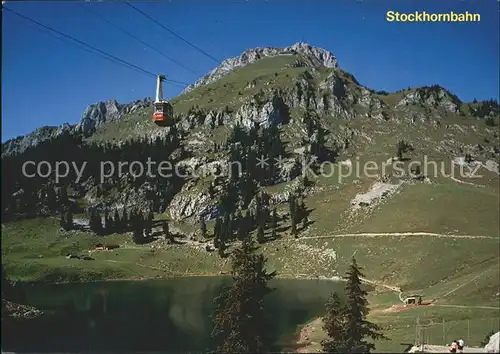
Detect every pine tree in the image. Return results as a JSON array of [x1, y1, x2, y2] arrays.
[[343, 257, 387, 352], [89, 208, 103, 235], [113, 209, 121, 232], [237, 211, 246, 241], [200, 218, 207, 238], [60, 210, 67, 230], [271, 207, 277, 239], [214, 217, 222, 249], [218, 237, 226, 258], [65, 209, 73, 230], [162, 220, 174, 243], [122, 207, 129, 230], [291, 213, 297, 238], [211, 238, 277, 352], [222, 213, 231, 243], [227, 214, 234, 241], [321, 292, 347, 353], [257, 225, 265, 244], [289, 196, 299, 238], [144, 211, 153, 238], [59, 185, 69, 206], [104, 210, 111, 233], [132, 227, 144, 244], [46, 186, 57, 212], [302, 214, 309, 230]]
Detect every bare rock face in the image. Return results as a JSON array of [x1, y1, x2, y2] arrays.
[[484, 331, 500, 353], [277, 156, 302, 182], [396, 86, 461, 114], [282, 71, 353, 119], [2, 299, 44, 319], [75, 98, 153, 137], [75, 100, 121, 136], [168, 188, 219, 221], [1, 124, 71, 157], [183, 42, 338, 93], [235, 94, 289, 129]]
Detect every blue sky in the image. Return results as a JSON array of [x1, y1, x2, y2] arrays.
[[2, 0, 498, 141]]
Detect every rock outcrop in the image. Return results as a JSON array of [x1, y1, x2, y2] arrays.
[[396, 86, 461, 114], [1, 124, 71, 157], [75, 98, 153, 136], [484, 331, 500, 353], [235, 94, 289, 129], [182, 42, 338, 93]]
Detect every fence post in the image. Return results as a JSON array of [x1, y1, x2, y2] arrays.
[[416, 316, 422, 345], [468, 319, 470, 341], [443, 318, 445, 344]]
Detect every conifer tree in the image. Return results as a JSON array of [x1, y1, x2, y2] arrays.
[[122, 207, 129, 230], [162, 220, 174, 243], [113, 209, 121, 232], [321, 292, 346, 353], [322, 257, 387, 353], [222, 213, 231, 243], [65, 209, 73, 231], [59, 185, 69, 206], [271, 207, 278, 239], [132, 227, 144, 244], [218, 237, 226, 258], [237, 211, 246, 241], [227, 214, 234, 241], [47, 186, 57, 212], [104, 210, 111, 233], [257, 225, 265, 244], [289, 196, 299, 237], [89, 208, 103, 235], [291, 213, 297, 238], [211, 237, 277, 352], [60, 210, 68, 230], [343, 257, 386, 352], [144, 211, 153, 238], [302, 214, 309, 230], [200, 218, 207, 238], [214, 217, 222, 249]]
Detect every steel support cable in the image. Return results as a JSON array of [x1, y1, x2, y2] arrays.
[[3, 6, 190, 88], [124, 1, 223, 65], [77, 2, 202, 79]]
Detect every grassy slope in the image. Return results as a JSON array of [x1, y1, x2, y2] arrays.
[[1, 218, 229, 282]]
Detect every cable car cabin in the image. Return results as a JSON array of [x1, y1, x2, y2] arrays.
[[153, 101, 174, 127]]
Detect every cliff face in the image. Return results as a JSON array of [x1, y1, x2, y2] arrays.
[[74, 98, 153, 137]]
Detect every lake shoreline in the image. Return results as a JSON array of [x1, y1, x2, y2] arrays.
[[3, 276, 346, 353], [9, 273, 345, 285]]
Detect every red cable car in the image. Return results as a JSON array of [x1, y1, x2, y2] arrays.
[[153, 74, 174, 127]]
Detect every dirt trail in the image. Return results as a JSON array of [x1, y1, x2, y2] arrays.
[[450, 176, 485, 187], [359, 277, 402, 295], [298, 232, 496, 240], [436, 273, 486, 300], [432, 304, 500, 310]]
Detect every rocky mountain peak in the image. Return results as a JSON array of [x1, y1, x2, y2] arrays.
[[74, 98, 153, 137], [182, 42, 338, 93], [396, 85, 462, 113], [2, 126, 63, 157]]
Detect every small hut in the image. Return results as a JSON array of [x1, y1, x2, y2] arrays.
[[403, 294, 423, 305]]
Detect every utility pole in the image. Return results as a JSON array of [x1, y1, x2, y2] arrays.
[[415, 316, 421, 345], [443, 318, 446, 344]]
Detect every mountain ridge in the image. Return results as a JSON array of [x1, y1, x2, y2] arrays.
[[2, 42, 499, 157], [182, 41, 338, 93]]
